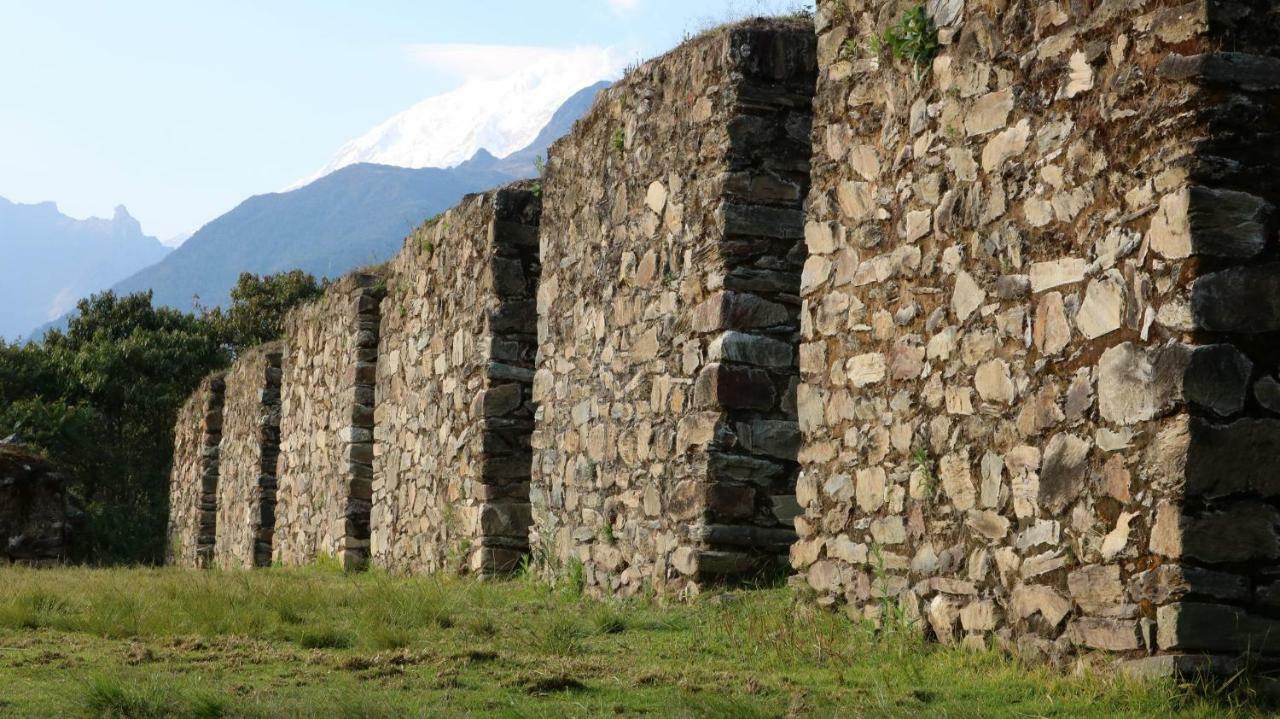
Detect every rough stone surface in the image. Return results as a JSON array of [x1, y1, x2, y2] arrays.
[[795, 0, 1280, 661], [274, 274, 383, 570], [373, 186, 541, 576], [167, 373, 225, 568], [530, 18, 816, 596], [0, 444, 71, 565], [214, 343, 283, 569]]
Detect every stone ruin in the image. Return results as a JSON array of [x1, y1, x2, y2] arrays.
[[0, 443, 71, 565], [530, 18, 815, 595], [373, 185, 542, 576], [167, 4, 1280, 672], [792, 0, 1280, 673], [214, 342, 283, 569], [167, 372, 224, 568], [274, 274, 383, 570]]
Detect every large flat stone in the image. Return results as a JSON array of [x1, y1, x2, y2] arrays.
[[1158, 602, 1280, 654], [1192, 265, 1280, 334]]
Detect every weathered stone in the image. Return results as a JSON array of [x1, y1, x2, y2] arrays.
[[168, 373, 226, 569], [1009, 584, 1071, 627], [1183, 417, 1280, 498], [1066, 618, 1141, 651], [1192, 265, 1280, 334], [974, 360, 1015, 404], [708, 331, 794, 368], [1067, 565, 1124, 615], [951, 270, 985, 323], [1029, 258, 1086, 293], [1182, 344, 1252, 418], [214, 344, 284, 569], [1097, 343, 1186, 425], [1158, 602, 1280, 654], [1075, 273, 1125, 339], [1039, 433, 1090, 513]]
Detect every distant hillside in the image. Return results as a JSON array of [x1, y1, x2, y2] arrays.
[[0, 200, 169, 341], [104, 81, 609, 315]]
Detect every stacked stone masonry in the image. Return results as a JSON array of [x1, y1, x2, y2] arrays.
[[373, 185, 542, 576], [0, 444, 71, 565], [166, 373, 224, 568], [529, 19, 817, 596], [165, 5, 1280, 669], [793, 0, 1280, 669], [214, 342, 284, 569], [274, 275, 383, 570]]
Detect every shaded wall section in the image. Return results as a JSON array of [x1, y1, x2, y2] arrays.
[[0, 444, 71, 565], [373, 184, 542, 575], [274, 274, 383, 570], [214, 342, 284, 569], [166, 373, 225, 568], [531, 18, 816, 596]]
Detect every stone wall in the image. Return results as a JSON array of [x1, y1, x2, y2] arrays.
[[214, 342, 284, 569], [274, 274, 383, 570], [166, 373, 225, 568], [794, 0, 1280, 667], [373, 185, 542, 575], [0, 444, 71, 565], [530, 19, 817, 596]]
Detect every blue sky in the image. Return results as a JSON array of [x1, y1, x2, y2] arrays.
[[0, 0, 812, 241]]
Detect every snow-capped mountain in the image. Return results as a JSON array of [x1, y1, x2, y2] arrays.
[[295, 46, 621, 187]]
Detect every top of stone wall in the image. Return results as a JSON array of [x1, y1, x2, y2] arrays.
[[548, 15, 815, 163]]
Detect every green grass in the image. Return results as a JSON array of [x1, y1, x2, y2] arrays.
[[0, 567, 1266, 718]]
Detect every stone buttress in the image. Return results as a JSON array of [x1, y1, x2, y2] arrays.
[[373, 185, 542, 575], [274, 274, 383, 570], [530, 18, 817, 596], [795, 0, 1280, 671], [214, 341, 284, 568], [166, 372, 225, 568]]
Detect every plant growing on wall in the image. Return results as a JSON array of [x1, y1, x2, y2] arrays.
[[870, 4, 939, 82]]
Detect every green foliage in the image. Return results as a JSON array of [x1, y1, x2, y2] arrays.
[[913, 447, 938, 502], [531, 155, 547, 197], [198, 271, 325, 357], [610, 128, 626, 156], [870, 4, 940, 81], [0, 273, 321, 564]]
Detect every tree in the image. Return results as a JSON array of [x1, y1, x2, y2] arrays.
[[203, 271, 325, 356], [0, 271, 323, 564]]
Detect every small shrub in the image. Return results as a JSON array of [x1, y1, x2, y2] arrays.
[[565, 557, 587, 597], [610, 128, 626, 156], [590, 608, 627, 635], [870, 4, 939, 81], [298, 627, 353, 649], [531, 155, 546, 197], [536, 616, 587, 656]]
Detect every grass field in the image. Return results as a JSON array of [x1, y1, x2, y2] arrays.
[[0, 566, 1267, 718]]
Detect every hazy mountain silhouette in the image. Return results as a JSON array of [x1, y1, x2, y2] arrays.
[[0, 200, 169, 341]]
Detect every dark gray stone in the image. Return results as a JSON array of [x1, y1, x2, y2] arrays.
[[1182, 344, 1253, 417], [1157, 52, 1280, 91], [710, 331, 794, 368], [1187, 186, 1275, 258], [694, 363, 777, 410], [1128, 564, 1250, 605], [1181, 502, 1280, 564], [1191, 265, 1280, 334], [1185, 417, 1280, 498], [1157, 602, 1280, 654]]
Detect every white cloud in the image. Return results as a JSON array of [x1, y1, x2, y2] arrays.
[[608, 0, 641, 13]]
